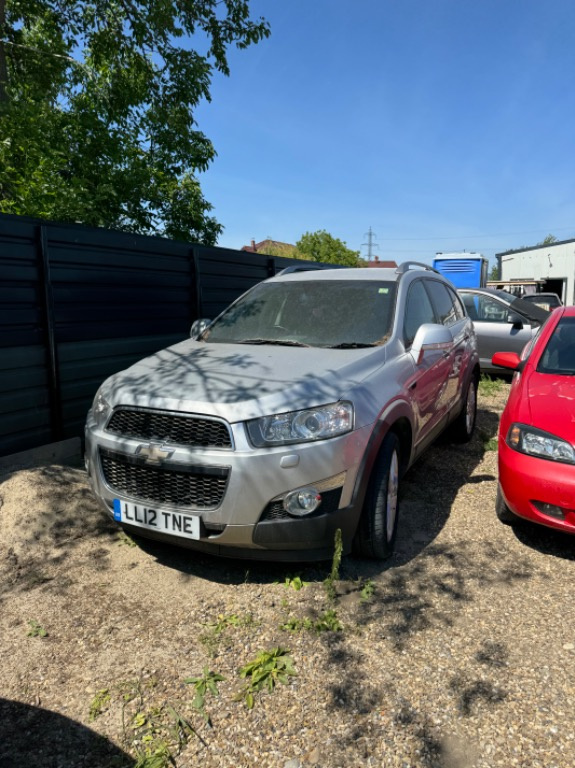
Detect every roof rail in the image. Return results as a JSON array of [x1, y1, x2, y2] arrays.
[[395, 261, 440, 275], [276, 263, 348, 276]]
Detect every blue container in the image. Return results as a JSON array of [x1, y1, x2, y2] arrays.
[[432, 254, 488, 288]]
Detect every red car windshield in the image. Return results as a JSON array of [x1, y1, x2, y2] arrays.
[[537, 316, 575, 375]]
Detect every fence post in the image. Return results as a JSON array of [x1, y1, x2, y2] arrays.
[[37, 225, 64, 441]]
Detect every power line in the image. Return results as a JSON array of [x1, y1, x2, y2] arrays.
[[361, 227, 380, 260], [373, 226, 575, 242]]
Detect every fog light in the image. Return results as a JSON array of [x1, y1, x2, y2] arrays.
[[284, 488, 322, 517], [532, 501, 566, 520]]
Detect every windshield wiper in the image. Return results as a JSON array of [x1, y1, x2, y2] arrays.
[[329, 342, 379, 349], [238, 338, 311, 347]]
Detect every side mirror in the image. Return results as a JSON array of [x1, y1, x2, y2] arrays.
[[411, 323, 453, 365], [492, 351, 523, 372], [507, 311, 524, 328], [190, 318, 211, 339]]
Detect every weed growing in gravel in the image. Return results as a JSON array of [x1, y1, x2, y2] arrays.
[[324, 528, 343, 602], [280, 608, 343, 633], [116, 531, 138, 547], [131, 703, 198, 768], [283, 574, 307, 590], [89, 688, 111, 721], [199, 613, 257, 657], [478, 374, 505, 396], [479, 429, 499, 451], [184, 667, 225, 725], [236, 647, 297, 709], [26, 620, 48, 638], [359, 578, 376, 602]]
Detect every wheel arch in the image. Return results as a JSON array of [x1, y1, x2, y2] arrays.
[[350, 402, 414, 529]]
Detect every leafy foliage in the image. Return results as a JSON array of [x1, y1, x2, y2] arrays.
[[0, 0, 270, 242], [236, 647, 296, 709], [184, 667, 225, 725], [324, 527, 343, 602], [280, 609, 343, 633], [26, 619, 48, 637], [89, 688, 111, 721], [296, 230, 361, 266]]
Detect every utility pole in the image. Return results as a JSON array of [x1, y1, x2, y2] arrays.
[[362, 227, 379, 261]]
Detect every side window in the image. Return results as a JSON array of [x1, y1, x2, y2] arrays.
[[425, 280, 458, 326], [404, 280, 437, 347], [474, 295, 509, 323], [447, 286, 465, 321], [460, 291, 479, 320]]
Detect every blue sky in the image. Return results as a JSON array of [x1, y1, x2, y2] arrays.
[[196, 0, 575, 268]]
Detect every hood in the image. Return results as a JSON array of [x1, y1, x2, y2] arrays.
[[522, 369, 575, 443], [101, 339, 387, 422]]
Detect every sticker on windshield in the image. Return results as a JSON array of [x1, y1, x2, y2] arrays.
[[378, 288, 389, 294]]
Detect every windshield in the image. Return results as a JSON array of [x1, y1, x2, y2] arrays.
[[203, 279, 397, 348], [537, 316, 575, 375]]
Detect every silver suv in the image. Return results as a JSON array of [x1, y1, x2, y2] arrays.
[[85, 262, 479, 561]]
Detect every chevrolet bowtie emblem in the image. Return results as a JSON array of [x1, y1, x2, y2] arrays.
[[135, 443, 175, 463]]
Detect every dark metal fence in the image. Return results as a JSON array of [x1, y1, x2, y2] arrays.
[[0, 213, 309, 457]]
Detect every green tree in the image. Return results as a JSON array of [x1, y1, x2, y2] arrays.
[[0, 0, 270, 243], [488, 263, 499, 281], [538, 234, 557, 245], [295, 230, 360, 266]]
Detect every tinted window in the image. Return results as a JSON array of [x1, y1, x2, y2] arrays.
[[404, 280, 437, 347], [425, 280, 461, 326]]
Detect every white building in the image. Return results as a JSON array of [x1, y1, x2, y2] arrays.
[[496, 239, 575, 304]]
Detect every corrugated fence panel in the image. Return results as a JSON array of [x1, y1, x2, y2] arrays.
[[0, 213, 322, 457], [193, 246, 275, 319], [0, 217, 54, 453], [45, 227, 195, 440]]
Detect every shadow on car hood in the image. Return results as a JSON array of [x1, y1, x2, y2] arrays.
[[104, 339, 388, 422]]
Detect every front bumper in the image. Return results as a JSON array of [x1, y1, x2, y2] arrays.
[[498, 438, 575, 533], [85, 412, 372, 558]]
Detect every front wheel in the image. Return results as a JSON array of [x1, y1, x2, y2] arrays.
[[354, 433, 400, 560], [449, 374, 478, 443]]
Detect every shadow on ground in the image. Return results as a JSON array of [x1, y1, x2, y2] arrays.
[[0, 699, 134, 768], [512, 519, 575, 560]]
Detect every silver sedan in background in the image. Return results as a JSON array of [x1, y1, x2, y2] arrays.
[[458, 288, 550, 373]]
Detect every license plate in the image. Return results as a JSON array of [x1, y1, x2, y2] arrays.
[[113, 499, 200, 540]]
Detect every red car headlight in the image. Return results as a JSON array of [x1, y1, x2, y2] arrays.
[[507, 423, 575, 464]]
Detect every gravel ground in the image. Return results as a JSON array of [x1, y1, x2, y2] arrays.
[[1, 380, 575, 768]]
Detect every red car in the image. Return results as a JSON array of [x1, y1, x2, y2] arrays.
[[492, 305, 575, 534]]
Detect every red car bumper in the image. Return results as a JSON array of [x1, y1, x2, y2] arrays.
[[499, 437, 575, 533]]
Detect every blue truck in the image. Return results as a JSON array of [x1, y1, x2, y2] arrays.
[[432, 252, 488, 289]]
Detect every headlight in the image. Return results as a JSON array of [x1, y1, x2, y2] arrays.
[[247, 402, 354, 447], [91, 387, 113, 428], [507, 424, 575, 464]]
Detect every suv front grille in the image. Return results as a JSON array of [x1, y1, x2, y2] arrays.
[[100, 449, 229, 509], [106, 408, 233, 449]]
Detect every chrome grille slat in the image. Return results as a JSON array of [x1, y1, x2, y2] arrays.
[[100, 450, 229, 509], [106, 408, 232, 449]]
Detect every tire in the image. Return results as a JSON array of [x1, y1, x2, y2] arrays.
[[495, 484, 517, 525], [354, 433, 401, 560], [449, 374, 478, 443]]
